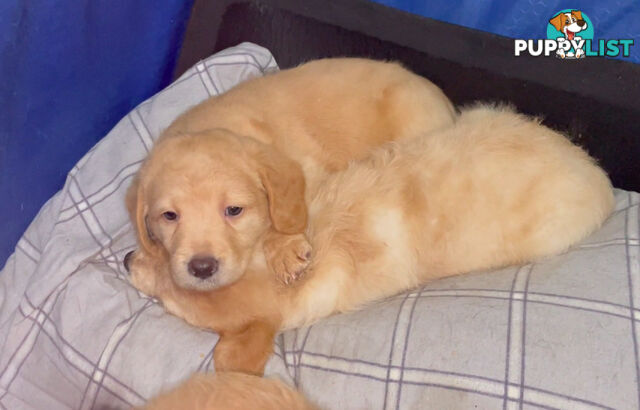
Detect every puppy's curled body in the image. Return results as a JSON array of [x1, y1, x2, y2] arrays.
[[163, 57, 456, 198], [128, 106, 614, 373], [282, 105, 614, 327]]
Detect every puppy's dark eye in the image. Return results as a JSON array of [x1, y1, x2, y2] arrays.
[[162, 211, 178, 221], [225, 206, 243, 217]]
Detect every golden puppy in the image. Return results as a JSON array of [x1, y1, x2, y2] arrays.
[[126, 105, 613, 374], [127, 58, 456, 287], [142, 372, 316, 410]]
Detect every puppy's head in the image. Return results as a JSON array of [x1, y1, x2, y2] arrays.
[[549, 11, 587, 38], [126, 128, 306, 291]]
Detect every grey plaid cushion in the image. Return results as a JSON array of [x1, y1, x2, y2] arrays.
[[1, 43, 638, 410]]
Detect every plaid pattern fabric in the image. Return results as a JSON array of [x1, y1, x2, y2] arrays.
[[0, 43, 639, 410]]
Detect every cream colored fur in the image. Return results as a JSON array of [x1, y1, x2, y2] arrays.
[[282, 105, 614, 327], [162, 57, 456, 202], [142, 372, 316, 410], [127, 105, 614, 377], [127, 57, 456, 288]]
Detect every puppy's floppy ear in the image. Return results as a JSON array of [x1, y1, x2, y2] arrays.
[[126, 174, 161, 255], [549, 13, 565, 32], [251, 142, 307, 234], [572, 10, 583, 21]]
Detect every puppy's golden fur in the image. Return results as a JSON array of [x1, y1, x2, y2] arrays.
[[127, 58, 456, 286], [142, 372, 316, 410], [127, 105, 614, 374]]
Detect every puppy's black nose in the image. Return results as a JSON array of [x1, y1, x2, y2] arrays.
[[188, 256, 219, 279], [124, 251, 135, 272], [577, 19, 586, 27]]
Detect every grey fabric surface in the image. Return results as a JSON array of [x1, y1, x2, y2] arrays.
[[1, 43, 639, 410]]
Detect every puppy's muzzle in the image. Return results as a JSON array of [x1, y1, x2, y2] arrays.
[[188, 255, 219, 279]]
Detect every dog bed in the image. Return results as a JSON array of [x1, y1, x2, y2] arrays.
[[1, 43, 639, 410]]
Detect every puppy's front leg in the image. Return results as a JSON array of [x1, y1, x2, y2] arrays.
[[263, 230, 312, 285], [214, 321, 278, 375]]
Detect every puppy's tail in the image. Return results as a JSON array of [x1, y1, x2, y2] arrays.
[[140, 372, 317, 410]]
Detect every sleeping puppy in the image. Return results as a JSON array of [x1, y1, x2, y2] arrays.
[[141, 372, 316, 410], [127, 58, 456, 286], [125, 105, 614, 375]]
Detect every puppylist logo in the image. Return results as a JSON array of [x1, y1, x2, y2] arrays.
[[514, 9, 634, 59]]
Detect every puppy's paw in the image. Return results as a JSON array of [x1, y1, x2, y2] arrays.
[[263, 232, 312, 285], [130, 268, 157, 296], [125, 251, 157, 296]]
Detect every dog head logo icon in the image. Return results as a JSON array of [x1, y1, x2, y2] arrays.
[[547, 10, 593, 59], [549, 10, 588, 41]]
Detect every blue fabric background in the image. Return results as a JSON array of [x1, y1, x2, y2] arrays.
[[372, 0, 640, 64], [0, 0, 193, 266]]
